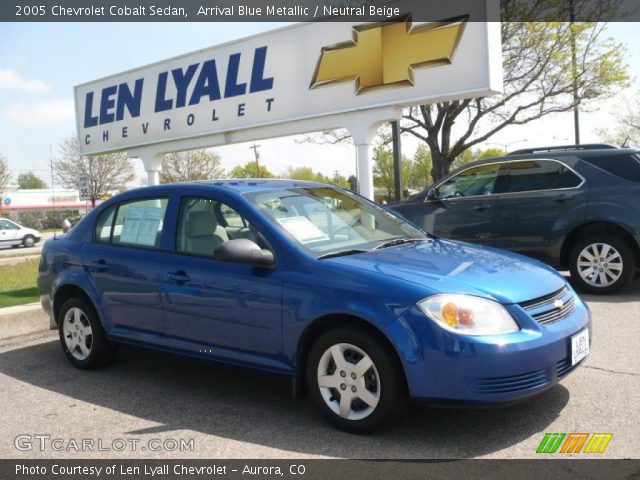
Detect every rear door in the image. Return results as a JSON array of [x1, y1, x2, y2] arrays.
[[82, 196, 170, 343], [492, 159, 587, 259]]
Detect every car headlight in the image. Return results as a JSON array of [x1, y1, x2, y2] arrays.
[[417, 294, 519, 336]]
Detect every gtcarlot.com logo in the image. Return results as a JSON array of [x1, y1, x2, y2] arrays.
[[536, 433, 613, 454], [15, 434, 195, 452]]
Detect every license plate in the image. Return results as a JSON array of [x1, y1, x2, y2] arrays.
[[571, 328, 590, 366]]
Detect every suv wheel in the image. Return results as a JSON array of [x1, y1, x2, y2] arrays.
[[306, 326, 407, 433], [569, 234, 636, 294], [58, 297, 114, 369], [23, 235, 35, 248]]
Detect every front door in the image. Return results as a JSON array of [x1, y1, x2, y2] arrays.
[[424, 163, 503, 245], [161, 195, 285, 371], [0, 219, 20, 246]]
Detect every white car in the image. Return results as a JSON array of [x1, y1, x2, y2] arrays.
[[0, 218, 41, 248]]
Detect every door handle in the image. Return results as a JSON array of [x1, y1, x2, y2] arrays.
[[87, 259, 108, 271], [473, 204, 491, 212], [166, 271, 191, 284], [554, 194, 572, 202]]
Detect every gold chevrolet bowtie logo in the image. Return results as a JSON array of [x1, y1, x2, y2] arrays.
[[310, 15, 468, 94]]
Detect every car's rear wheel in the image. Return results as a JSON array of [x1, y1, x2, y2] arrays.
[[58, 297, 114, 369], [23, 235, 35, 248], [569, 234, 636, 294], [306, 326, 407, 433]]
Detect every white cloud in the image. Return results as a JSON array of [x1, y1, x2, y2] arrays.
[[4, 98, 75, 125], [0, 68, 51, 92]]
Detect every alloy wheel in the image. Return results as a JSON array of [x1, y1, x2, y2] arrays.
[[62, 307, 93, 361], [577, 242, 623, 288], [316, 343, 381, 421]]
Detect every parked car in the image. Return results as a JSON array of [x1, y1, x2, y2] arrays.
[[0, 217, 41, 248], [390, 144, 640, 294], [38, 180, 591, 432]]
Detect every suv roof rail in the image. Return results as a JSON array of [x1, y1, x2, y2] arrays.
[[509, 144, 618, 155]]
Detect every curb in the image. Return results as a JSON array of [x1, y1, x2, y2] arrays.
[[0, 302, 55, 340]]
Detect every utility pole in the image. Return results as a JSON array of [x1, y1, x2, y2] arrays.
[[570, 0, 581, 144], [249, 143, 261, 178]]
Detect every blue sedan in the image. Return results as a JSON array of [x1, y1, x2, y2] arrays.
[[38, 180, 591, 432]]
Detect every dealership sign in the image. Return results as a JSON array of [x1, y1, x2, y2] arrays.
[[75, 6, 502, 156]]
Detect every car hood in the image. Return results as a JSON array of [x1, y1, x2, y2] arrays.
[[328, 238, 566, 304]]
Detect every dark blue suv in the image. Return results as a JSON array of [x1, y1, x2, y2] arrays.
[[391, 145, 640, 294]]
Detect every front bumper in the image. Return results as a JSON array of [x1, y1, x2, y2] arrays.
[[400, 290, 592, 404]]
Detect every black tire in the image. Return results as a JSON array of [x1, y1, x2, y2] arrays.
[[57, 297, 114, 369], [306, 326, 407, 433], [569, 233, 636, 295], [22, 235, 35, 248]]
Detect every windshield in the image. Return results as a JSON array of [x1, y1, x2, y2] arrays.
[[244, 187, 426, 256]]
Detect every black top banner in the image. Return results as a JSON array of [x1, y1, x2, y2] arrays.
[[2, 0, 640, 22]]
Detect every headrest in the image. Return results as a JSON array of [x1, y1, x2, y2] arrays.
[[187, 210, 217, 237]]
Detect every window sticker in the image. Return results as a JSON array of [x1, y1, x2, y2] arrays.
[[119, 207, 164, 246], [277, 216, 329, 244]]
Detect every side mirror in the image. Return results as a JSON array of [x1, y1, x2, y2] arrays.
[[426, 189, 438, 202], [214, 238, 275, 266]]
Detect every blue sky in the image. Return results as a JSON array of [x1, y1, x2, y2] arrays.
[[0, 22, 638, 186]]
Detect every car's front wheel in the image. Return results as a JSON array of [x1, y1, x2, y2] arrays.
[[569, 234, 636, 294], [58, 297, 114, 369], [22, 235, 35, 248], [306, 326, 407, 433]]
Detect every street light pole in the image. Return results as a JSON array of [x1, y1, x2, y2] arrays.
[[570, 0, 581, 144]]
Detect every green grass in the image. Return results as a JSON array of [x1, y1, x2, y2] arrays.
[[0, 259, 40, 308]]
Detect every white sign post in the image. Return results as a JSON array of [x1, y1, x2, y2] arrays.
[[74, 1, 502, 199]]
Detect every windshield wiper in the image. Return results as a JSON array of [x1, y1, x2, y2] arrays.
[[317, 249, 369, 260], [373, 237, 425, 250]]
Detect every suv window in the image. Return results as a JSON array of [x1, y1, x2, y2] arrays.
[[177, 197, 260, 257], [106, 198, 169, 249], [582, 154, 640, 182], [506, 160, 581, 193], [436, 164, 500, 199]]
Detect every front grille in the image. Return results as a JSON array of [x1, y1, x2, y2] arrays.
[[468, 369, 549, 394], [520, 286, 576, 325]]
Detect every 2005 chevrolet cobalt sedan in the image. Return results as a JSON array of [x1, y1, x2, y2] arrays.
[[38, 180, 591, 432]]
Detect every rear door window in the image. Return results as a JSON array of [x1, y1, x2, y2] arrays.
[[506, 160, 582, 193], [108, 198, 169, 249]]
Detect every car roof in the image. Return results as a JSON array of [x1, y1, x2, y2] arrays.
[[451, 147, 639, 173], [105, 178, 329, 202]]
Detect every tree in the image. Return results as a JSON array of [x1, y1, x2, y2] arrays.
[[411, 144, 432, 190], [477, 148, 506, 161], [372, 144, 411, 199], [17, 171, 47, 189], [402, 12, 629, 181], [0, 154, 10, 196], [283, 166, 326, 182], [230, 161, 275, 179], [329, 170, 350, 189], [596, 91, 640, 147], [160, 149, 224, 183], [55, 136, 136, 207]]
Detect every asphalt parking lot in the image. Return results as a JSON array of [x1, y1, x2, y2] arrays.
[[0, 278, 638, 460]]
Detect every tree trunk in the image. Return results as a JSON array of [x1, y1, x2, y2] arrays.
[[91, 196, 96, 208]]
